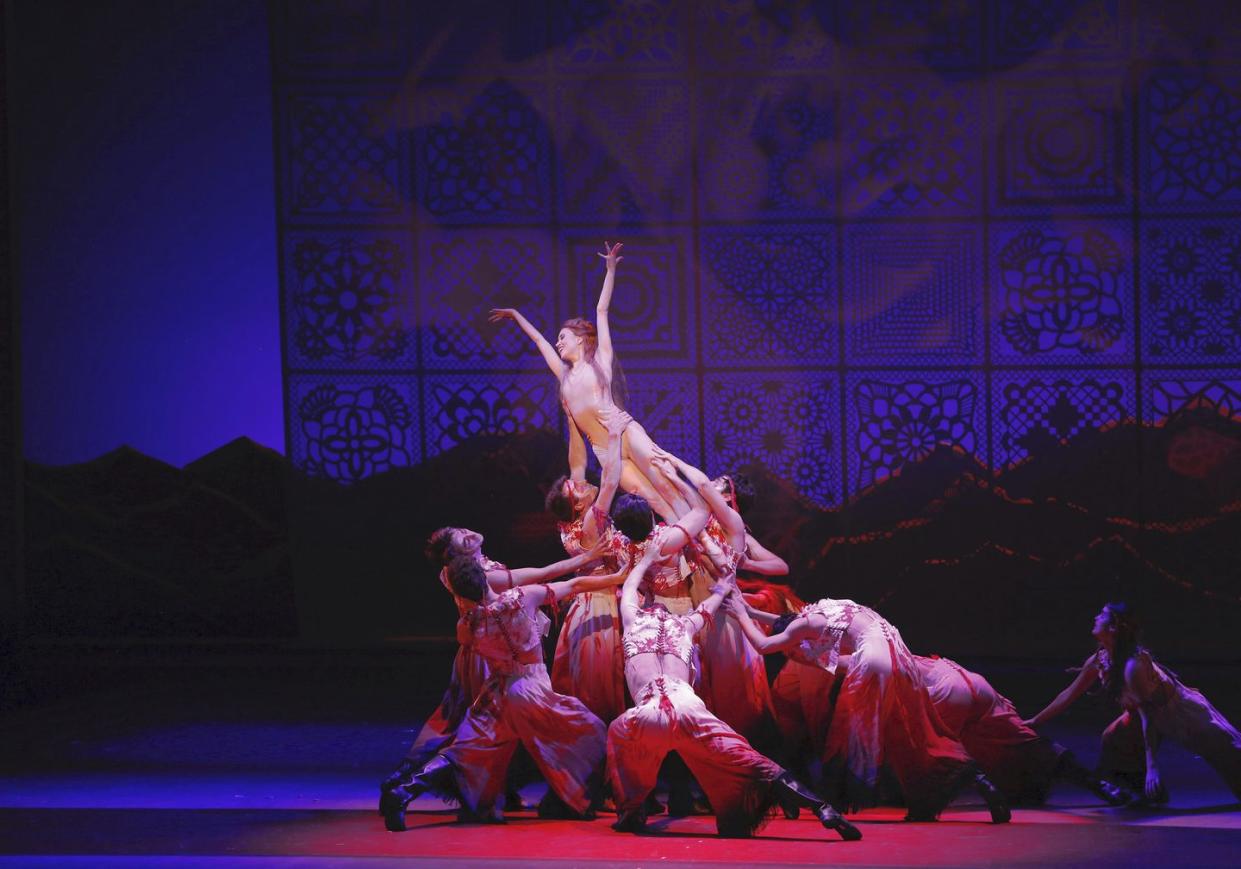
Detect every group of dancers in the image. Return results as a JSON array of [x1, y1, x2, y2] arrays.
[[378, 243, 1241, 841]]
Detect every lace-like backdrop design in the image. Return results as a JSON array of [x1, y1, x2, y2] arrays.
[[839, 0, 983, 71], [994, 374, 1132, 467], [697, 77, 838, 220], [844, 224, 981, 365], [1143, 222, 1241, 363], [550, 0, 687, 71], [994, 78, 1129, 212], [623, 371, 701, 468], [425, 374, 559, 457], [849, 375, 980, 490], [700, 228, 835, 366], [994, 223, 1131, 361], [420, 230, 554, 369], [1143, 66, 1241, 209], [563, 231, 693, 363], [286, 234, 412, 368], [283, 91, 404, 219], [704, 372, 839, 507], [414, 81, 552, 222], [1148, 375, 1241, 424], [693, 0, 834, 70], [556, 80, 690, 223], [290, 378, 418, 482], [840, 79, 981, 215], [990, 0, 1126, 69]]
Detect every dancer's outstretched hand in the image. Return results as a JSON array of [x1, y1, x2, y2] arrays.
[[724, 593, 746, 619], [488, 307, 518, 323], [651, 456, 678, 480], [597, 241, 624, 271]]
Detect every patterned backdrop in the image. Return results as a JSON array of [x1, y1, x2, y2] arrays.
[[272, 0, 1241, 507]]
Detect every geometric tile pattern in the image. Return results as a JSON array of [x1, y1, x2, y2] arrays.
[[273, 3, 1241, 507]]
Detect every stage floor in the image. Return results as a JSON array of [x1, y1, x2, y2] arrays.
[[2, 645, 1238, 867]]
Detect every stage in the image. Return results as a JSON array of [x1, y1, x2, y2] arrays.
[[1, 645, 1238, 868]]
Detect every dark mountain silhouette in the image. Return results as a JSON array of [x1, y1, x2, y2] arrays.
[[22, 409, 1241, 659]]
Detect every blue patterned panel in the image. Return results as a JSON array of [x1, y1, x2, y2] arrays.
[[419, 229, 555, 370], [281, 89, 406, 221], [284, 231, 415, 369], [274, 0, 411, 77], [994, 78, 1130, 213], [697, 77, 838, 220], [622, 370, 702, 470], [549, 0, 687, 71], [837, 0, 983, 72], [703, 372, 840, 508], [700, 228, 836, 366], [693, 0, 835, 71], [839, 79, 982, 216], [843, 223, 981, 365], [991, 221, 1133, 363], [1142, 65, 1241, 211], [990, 0, 1126, 69], [1142, 222, 1241, 364], [287, 374, 420, 482], [846, 371, 984, 492], [556, 80, 690, 224], [1146, 371, 1241, 425], [424, 373, 561, 458], [414, 80, 552, 224], [993, 370, 1134, 468], [561, 230, 694, 364]]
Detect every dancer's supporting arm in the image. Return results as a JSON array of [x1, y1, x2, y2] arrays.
[[685, 574, 736, 634], [581, 408, 630, 548], [567, 414, 588, 483], [529, 568, 628, 612], [650, 457, 711, 556], [1126, 655, 1164, 800], [738, 535, 788, 576], [489, 307, 563, 377], [484, 539, 608, 592], [724, 594, 817, 655], [664, 454, 745, 553], [593, 241, 623, 373], [1022, 653, 1100, 727], [618, 542, 661, 632]]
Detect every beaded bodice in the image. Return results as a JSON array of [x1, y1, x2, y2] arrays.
[[622, 607, 696, 669], [790, 598, 867, 674], [464, 588, 549, 671]]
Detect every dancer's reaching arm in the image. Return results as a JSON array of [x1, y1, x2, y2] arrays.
[[527, 568, 628, 611], [484, 538, 607, 592], [1022, 653, 1100, 727], [738, 535, 788, 576], [724, 594, 816, 654], [594, 241, 623, 373], [619, 542, 661, 632], [664, 454, 745, 553], [489, 308, 563, 377], [685, 574, 736, 634], [650, 457, 711, 557], [743, 601, 781, 627]]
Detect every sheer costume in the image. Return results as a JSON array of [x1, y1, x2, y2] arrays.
[[1096, 649, 1241, 801], [439, 587, 608, 819], [550, 511, 628, 722], [607, 604, 787, 837], [790, 599, 975, 817]]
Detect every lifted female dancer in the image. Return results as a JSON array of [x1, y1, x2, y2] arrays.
[[1025, 602, 1241, 805], [490, 241, 704, 521]]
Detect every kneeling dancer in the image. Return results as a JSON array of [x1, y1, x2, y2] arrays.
[[384, 557, 621, 830], [607, 540, 861, 840]]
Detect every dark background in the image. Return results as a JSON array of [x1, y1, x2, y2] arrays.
[[5, 1, 1241, 672]]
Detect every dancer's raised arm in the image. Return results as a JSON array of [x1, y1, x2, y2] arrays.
[[650, 457, 711, 556], [582, 408, 630, 547], [594, 241, 623, 372], [490, 308, 563, 377], [567, 415, 588, 482], [725, 595, 816, 655], [486, 539, 607, 591], [1022, 653, 1099, 728], [619, 541, 661, 630], [666, 454, 745, 553]]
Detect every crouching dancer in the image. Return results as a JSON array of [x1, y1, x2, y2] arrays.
[[607, 543, 861, 841], [384, 556, 623, 831]]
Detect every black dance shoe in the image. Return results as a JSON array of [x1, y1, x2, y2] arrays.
[[773, 772, 863, 842], [378, 758, 418, 815], [974, 772, 1011, 824], [383, 755, 453, 832], [612, 805, 648, 834]]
